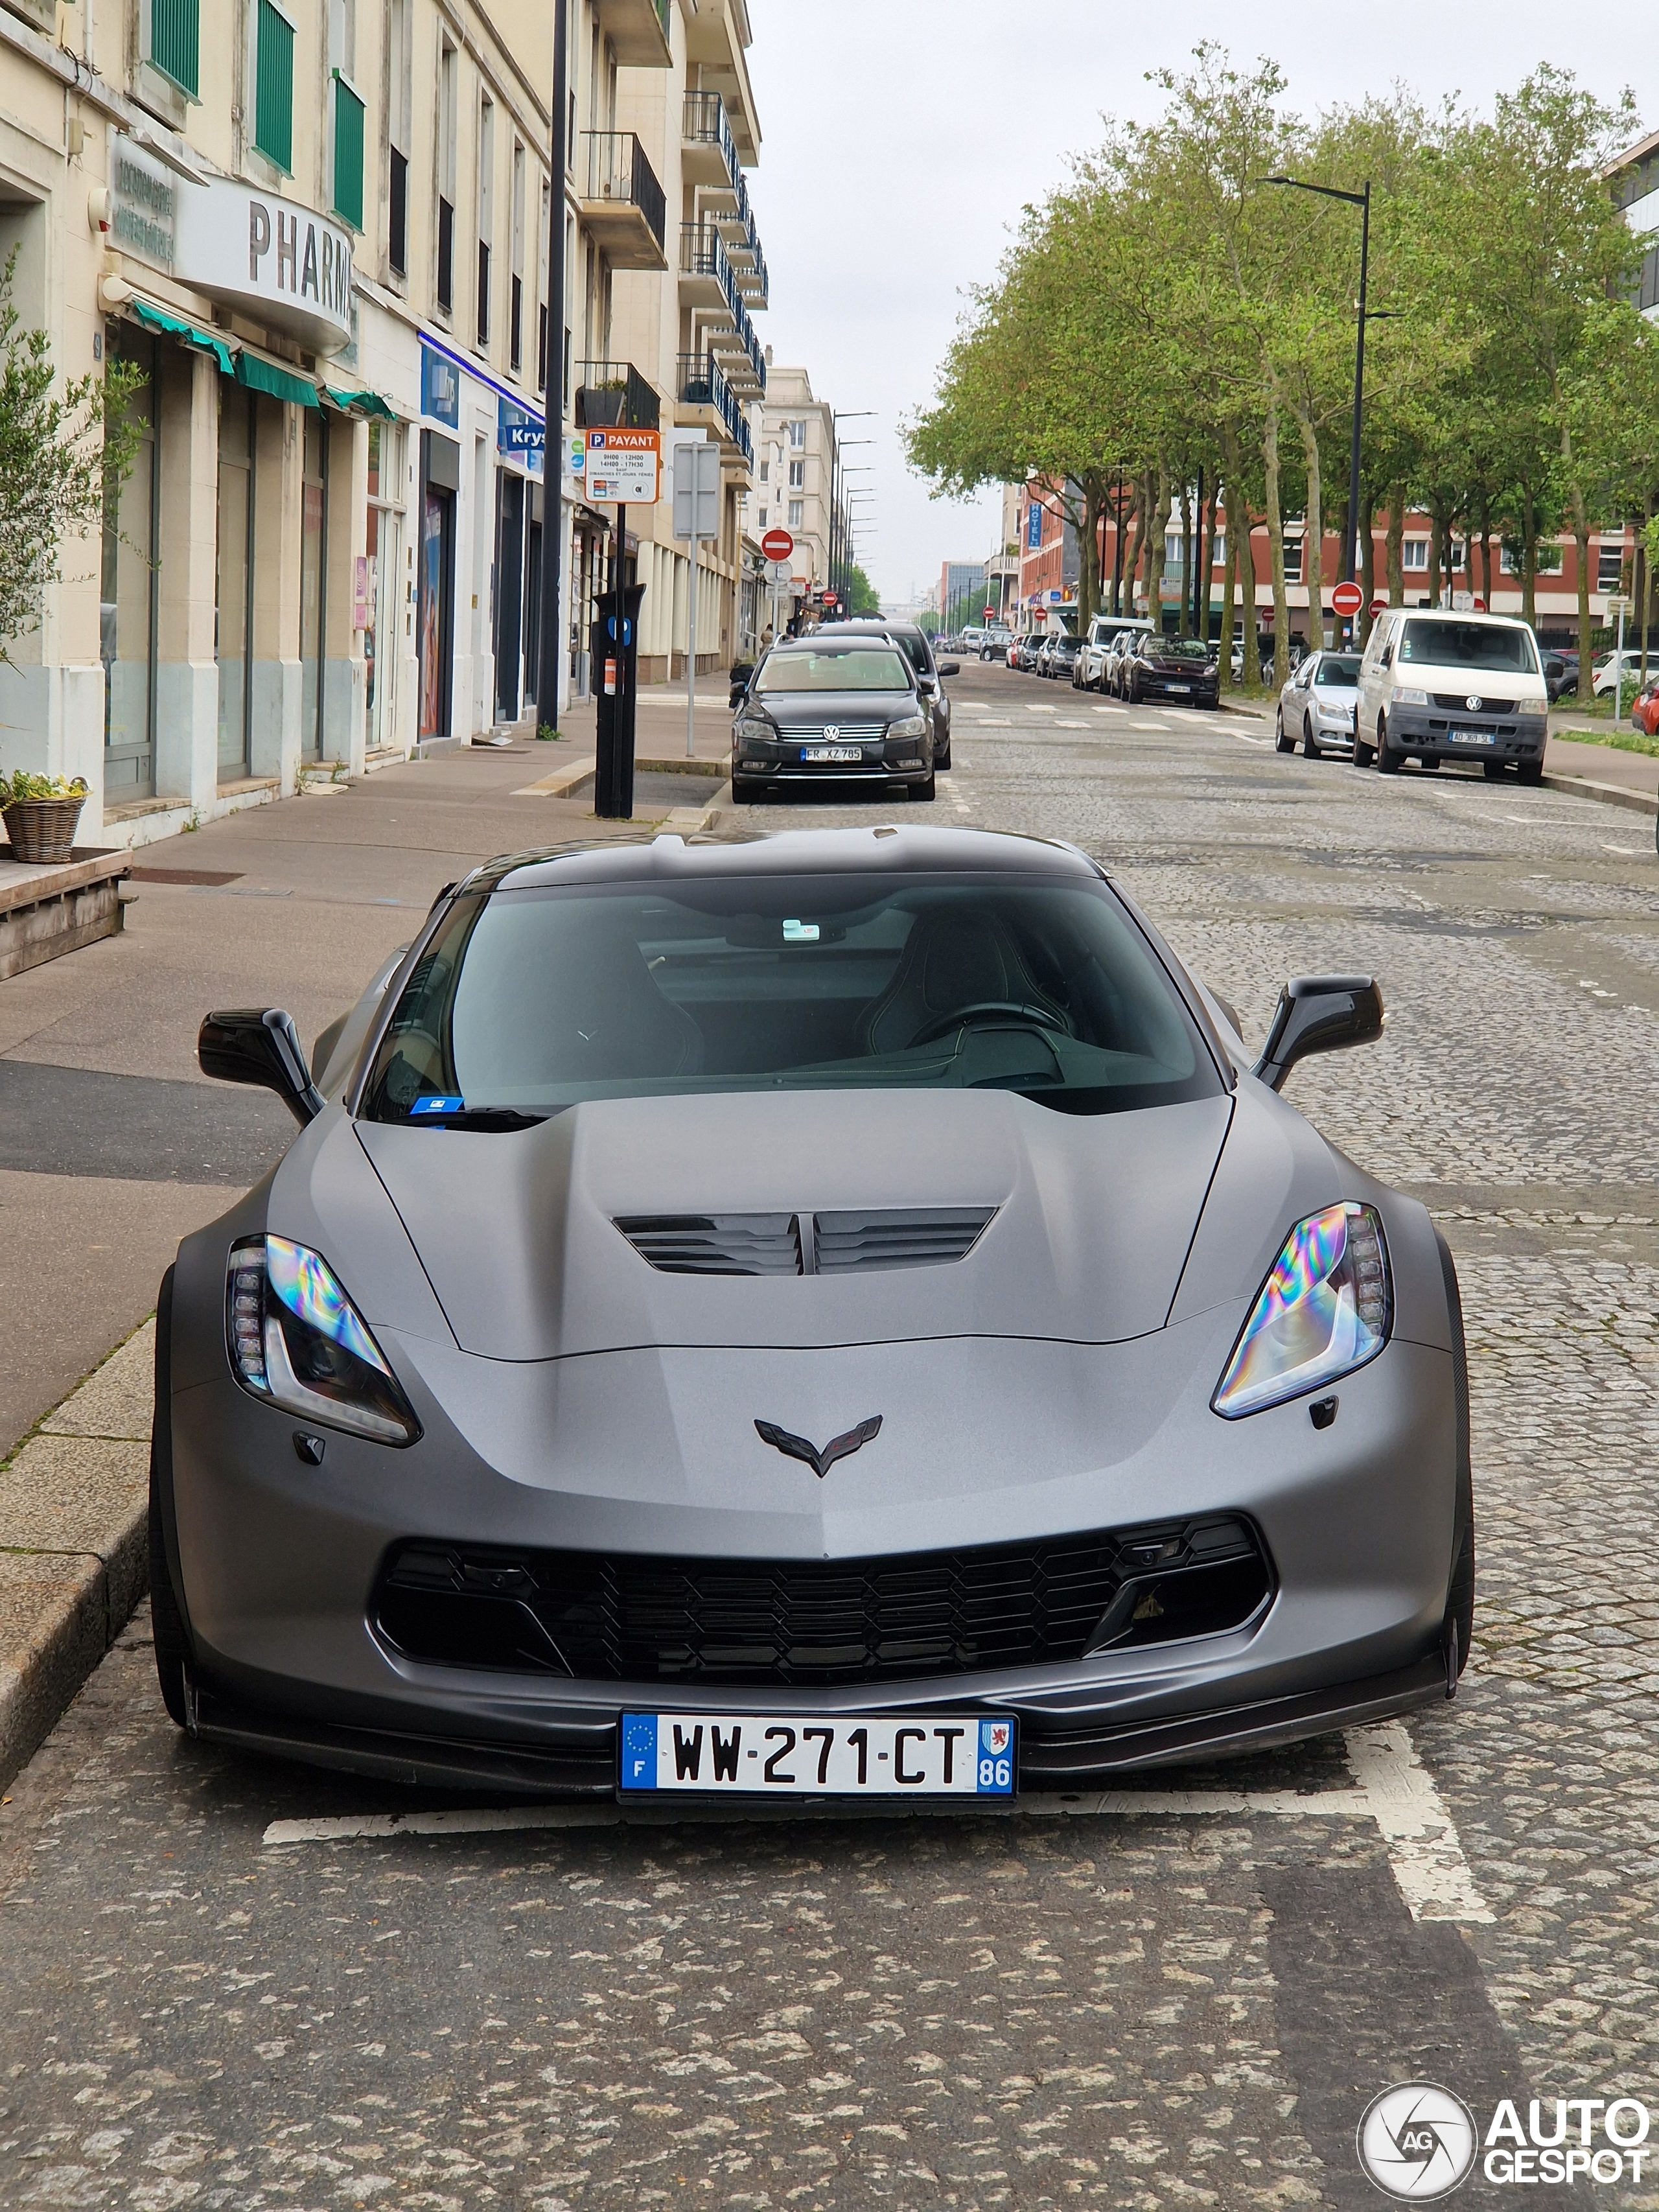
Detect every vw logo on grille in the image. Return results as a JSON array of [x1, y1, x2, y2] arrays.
[[822, 725, 841, 739], [1465, 695, 1482, 712]]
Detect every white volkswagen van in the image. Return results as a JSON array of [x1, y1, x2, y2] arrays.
[[1356, 607, 1549, 780]]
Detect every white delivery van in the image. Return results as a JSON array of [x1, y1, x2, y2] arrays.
[[1356, 607, 1549, 780]]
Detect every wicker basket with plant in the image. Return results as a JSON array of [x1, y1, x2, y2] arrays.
[[0, 770, 91, 865]]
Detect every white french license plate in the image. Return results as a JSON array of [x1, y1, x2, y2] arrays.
[[1450, 730, 1496, 745], [619, 1712, 1016, 1797], [1165, 683, 1191, 694], [802, 745, 862, 763]]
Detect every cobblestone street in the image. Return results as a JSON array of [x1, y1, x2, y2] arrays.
[[3, 663, 1657, 2209]]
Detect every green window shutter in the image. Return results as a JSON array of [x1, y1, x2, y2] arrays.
[[150, 0, 198, 97], [332, 74, 364, 231], [254, 0, 294, 172]]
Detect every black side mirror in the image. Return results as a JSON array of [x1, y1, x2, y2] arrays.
[[937, 660, 960, 677], [1252, 976, 1384, 1093], [199, 1007, 325, 1125]]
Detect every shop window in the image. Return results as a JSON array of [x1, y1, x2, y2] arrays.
[[300, 412, 329, 762], [332, 75, 364, 230], [150, 0, 199, 97], [254, 0, 294, 172], [100, 331, 158, 804]]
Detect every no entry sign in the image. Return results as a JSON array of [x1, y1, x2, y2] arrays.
[[1331, 580, 1365, 618], [760, 528, 795, 562]]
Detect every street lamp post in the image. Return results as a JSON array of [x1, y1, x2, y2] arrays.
[[1264, 173, 1371, 620]]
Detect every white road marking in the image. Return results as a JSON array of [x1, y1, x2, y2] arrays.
[[1128, 719, 1170, 731], [1235, 734, 1273, 748], [1024, 703, 1058, 714], [1091, 704, 1124, 716], [262, 1719, 1491, 1923], [1056, 720, 1089, 729]]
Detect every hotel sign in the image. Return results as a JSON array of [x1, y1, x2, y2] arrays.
[[110, 139, 353, 355]]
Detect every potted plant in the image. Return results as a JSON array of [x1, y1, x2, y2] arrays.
[[577, 378, 628, 428], [0, 769, 90, 864]]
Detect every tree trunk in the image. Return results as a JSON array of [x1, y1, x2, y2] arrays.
[[1473, 487, 1491, 613], [1385, 487, 1405, 605], [1572, 509, 1593, 706], [1641, 490, 1653, 686], [1262, 386, 1290, 690], [1295, 408, 1324, 655], [1144, 465, 1172, 631], [1217, 479, 1236, 689], [1427, 507, 1444, 610], [1236, 489, 1261, 687], [1178, 482, 1192, 638], [1196, 481, 1215, 644], [1124, 476, 1149, 614], [1077, 472, 1103, 629], [1358, 487, 1376, 647], [1521, 483, 1538, 635]]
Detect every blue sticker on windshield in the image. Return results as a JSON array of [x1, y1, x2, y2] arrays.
[[411, 1096, 465, 1116]]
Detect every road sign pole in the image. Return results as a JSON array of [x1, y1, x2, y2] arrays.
[[686, 534, 698, 761]]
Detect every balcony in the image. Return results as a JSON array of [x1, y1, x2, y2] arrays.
[[679, 223, 743, 319], [579, 134, 667, 270], [574, 360, 660, 432], [677, 351, 751, 465], [682, 91, 741, 192], [710, 301, 766, 396], [594, 0, 671, 68]]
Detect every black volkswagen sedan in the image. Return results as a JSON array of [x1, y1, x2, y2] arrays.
[[1122, 635, 1221, 708], [732, 640, 938, 802]]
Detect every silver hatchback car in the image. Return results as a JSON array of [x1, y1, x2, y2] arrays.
[[1276, 651, 1362, 757]]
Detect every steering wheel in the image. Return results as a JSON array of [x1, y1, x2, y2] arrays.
[[911, 1000, 1069, 1048]]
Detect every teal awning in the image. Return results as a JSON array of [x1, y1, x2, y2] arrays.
[[322, 384, 397, 420], [235, 351, 321, 408], [131, 301, 233, 377]]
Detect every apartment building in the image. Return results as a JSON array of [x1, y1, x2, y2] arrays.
[[752, 361, 832, 622], [1608, 128, 1659, 323], [0, 0, 764, 843]]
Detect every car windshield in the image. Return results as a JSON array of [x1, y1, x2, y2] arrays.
[[1157, 638, 1211, 662], [360, 874, 1221, 1123], [756, 649, 912, 694], [1314, 656, 1360, 686], [1398, 620, 1538, 673]]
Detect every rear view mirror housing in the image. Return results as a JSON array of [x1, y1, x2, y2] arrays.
[[729, 660, 755, 708], [199, 1007, 325, 1125], [936, 660, 960, 677], [1251, 976, 1384, 1092]]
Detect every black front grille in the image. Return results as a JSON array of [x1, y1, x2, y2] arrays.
[[1433, 692, 1515, 712], [374, 1516, 1273, 1686], [615, 1208, 995, 1277]]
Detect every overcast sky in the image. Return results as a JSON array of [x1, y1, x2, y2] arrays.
[[743, 0, 1659, 611]]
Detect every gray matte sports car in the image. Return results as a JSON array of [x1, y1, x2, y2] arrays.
[[150, 825, 1472, 1800]]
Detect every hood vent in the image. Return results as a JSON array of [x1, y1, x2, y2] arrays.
[[615, 1207, 995, 1277]]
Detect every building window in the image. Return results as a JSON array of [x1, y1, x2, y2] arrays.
[[150, 0, 199, 97], [100, 329, 158, 803], [387, 0, 410, 273], [1402, 539, 1429, 572], [1597, 541, 1627, 592], [1211, 532, 1225, 569], [389, 150, 408, 273], [1281, 535, 1303, 583], [788, 460, 804, 489], [253, 0, 294, 171], [787, 499, 803, 526], [476, 96, 494, 349], [332, 74, 364, 229], [537, 305, 548, 390], [759, 460, 769, 482], [787, 419, 805, 448], [436, 41, 456, 312], [509, 142, 525, 371], [758, 507, 767, 528]]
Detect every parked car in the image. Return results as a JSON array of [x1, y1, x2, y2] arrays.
[[831, 619, 956, 769], [1078, 614, 1154, 691], [1593, 649, 1645, 699], [1043, 635, 1084, 682], [980, 626, 1015, 662], [167, 826, 1468, 1797], [1006, 640, 1022, 668], [1541, 653, 1577, 703], [1632, 677, 1659, 738], [1356, 609, 1549, 780], [1120, 634, 1221, 708], [1275, 653, 1361, 757], [729, 637, 938, 802], [1015, 633, 1048, 673]]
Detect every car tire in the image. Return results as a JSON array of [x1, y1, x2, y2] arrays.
[[1516, 757, 1544, 786], [936, 745, 951, 772], [1275, 710, 1294, 754], [1376, 715, 1402, 773], [910, 770, 936, 802], [732, 775, 766, 804], [1128, 676, 1141, 706], [1302, 716, 1320, 758], [1354, 723, 1375, 769]]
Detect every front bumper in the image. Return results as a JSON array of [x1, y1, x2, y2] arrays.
[[1386, 706, 1547, 763], [165, 1312, 1463, 1795], [1136, 676, 1218, 704], [731, 735, 932, 788]]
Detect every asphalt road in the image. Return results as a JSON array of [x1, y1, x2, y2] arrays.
[[4, 662, 1658, 2209]]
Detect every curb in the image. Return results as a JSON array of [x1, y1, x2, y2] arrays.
[[0, 1320, 154, 1793], [1540, 771, 1658, 820]]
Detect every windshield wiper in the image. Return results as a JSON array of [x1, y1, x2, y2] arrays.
[[400, 1106, 549, 1132]]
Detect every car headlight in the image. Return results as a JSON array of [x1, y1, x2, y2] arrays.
[[1391, 686, 1428, 706], [226, 1235, 421, 1445], [736, 716, 774, 743], [1212, 1202, 1391, 1419], [888, 714, 929, 739]]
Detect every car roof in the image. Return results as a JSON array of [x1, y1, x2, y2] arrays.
[[471, 825, 1106, 896]]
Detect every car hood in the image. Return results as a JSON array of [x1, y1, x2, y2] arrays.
[[351, 1089, 1235, 1360], [750, 690, 914, 726]]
